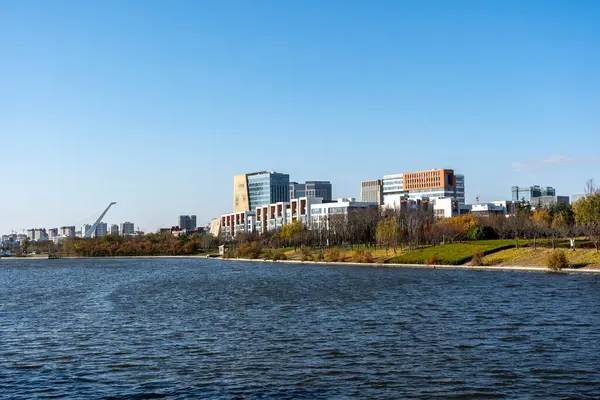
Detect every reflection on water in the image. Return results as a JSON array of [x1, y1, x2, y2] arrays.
[[1, 258, 600, 399]]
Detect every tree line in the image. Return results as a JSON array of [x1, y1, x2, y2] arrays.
[[224, 191, 600, 254]]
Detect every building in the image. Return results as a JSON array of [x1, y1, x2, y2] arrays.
[[382, 174, 406, 208], [255, 196, 324, 234], [80, 224, 91, 237], [178, 215, 197, 231], [529, 196, 570, 209], [95, 222, 108, 238], [234, 171, 290, 212], [456, 174, 465, 204], [219, 197, 378, 239], [47, 228, 58, 239], [309, 198, 378, 231], [26, 228, 48, 241], [110, 224, 119, 236], [572, 194, 585, 204], [360, 179, 383, 205], [511, 186, 556, 202], [120, 222, 135, 236], [60, 226, 76, 237], [220, 210, 256, 239], [433, 198, 462, 218], [290, 181, 332, 202], [209, 218, 221, 238], [381, 169, 463, 208]]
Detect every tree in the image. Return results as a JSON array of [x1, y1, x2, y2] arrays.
[[573, 192, 600, 253], [530, 210, 551, 249], [376, 217, 398, 255]]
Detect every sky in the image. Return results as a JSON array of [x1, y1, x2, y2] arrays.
[[1, 0, 599, 233]]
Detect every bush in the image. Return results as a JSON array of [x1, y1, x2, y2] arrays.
[[425, 255, 439, 265], [546, 250, 569, 271], [299, 246, 313, 262], [353, 249, 374, 263], [272, 251, 287, 261], [315, 251, 325, 261], [324, 248, 344, 262], [236, 241, 262, 259], [222, 250, 235, 259], [468, 225, 499, 241], [471, 251, 485, 266]]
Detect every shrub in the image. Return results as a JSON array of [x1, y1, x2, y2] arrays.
[[262, 249, 273, 260], [299, 246, 313, 262], [546, 250, 569, 271], [324, 248, 344, 262], [222, 250, 235, 259], [467, 225, 499, 241], [236, 241, 262, 259], [315, 251, 325, 261], [272, 251, 287, 261], [425, 255, 439, 265], [353, 249, 374, 263], [471, 251, 485, 266]]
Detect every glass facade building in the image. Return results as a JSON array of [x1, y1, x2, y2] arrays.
[[511, 186, 556, 202], [247, 172, 290, 211]]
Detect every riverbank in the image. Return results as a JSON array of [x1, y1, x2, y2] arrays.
[[217, 257, 600, 274]]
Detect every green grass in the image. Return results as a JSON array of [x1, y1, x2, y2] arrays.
[[386, 240, 523, 265]]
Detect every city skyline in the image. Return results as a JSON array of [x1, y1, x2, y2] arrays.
[[2, 1, 599, 234]]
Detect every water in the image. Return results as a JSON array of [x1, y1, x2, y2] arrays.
[[1, 259, 599, 399]]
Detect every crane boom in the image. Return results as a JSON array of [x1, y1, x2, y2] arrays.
[[84, 202, 117, 238]]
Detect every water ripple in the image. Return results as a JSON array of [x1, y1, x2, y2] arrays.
[[1, 259, 600, 399]]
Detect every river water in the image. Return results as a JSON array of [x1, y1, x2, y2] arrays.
[[1, 259, 599, 399]]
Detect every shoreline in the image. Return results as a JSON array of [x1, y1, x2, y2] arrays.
[[215, 257, 600, 274], [3, 255, 600, 274]]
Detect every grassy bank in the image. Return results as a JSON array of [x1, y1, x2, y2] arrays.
[[384, 240, 521, 265], [485, 248, 600, 269]]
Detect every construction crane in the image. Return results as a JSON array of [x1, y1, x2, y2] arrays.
[[84, 202, 116, 238]]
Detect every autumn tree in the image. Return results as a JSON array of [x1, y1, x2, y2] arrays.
[[573, 192, 600, 253], [376, 217, 399, 255]]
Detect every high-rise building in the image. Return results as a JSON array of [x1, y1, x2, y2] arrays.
[[456, 174, 465, 204], [95, 222, 108, 238], [234, 171, 290, 212], [178, 215, 197, 231], [110, 224, 119, 236], [511, 186, 556, 202], [360, 180, 383, 205], [60, 226, 76, 237], [81, 224, 91, 238], [26, 228, 48, 241], [120, 222, 135, 236], [290, 181, 332, 202], [48, 228, 59, 239]]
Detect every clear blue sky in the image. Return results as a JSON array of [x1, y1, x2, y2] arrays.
[[2, 0, 599, 233]]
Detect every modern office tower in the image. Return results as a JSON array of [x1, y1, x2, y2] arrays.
[[234, 171, 290, 212]]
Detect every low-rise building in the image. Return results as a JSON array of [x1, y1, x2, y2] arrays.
[[529, 196, 570, 209]]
